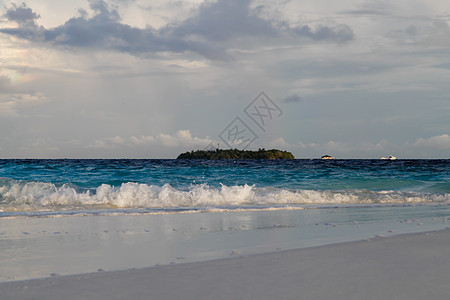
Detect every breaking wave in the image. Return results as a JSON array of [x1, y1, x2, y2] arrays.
[[0, 178, 448, 212]]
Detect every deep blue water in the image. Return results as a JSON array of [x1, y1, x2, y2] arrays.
[[0, 159, 448, 216]]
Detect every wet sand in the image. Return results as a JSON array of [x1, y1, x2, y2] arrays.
[[2, 228, 449, 300]]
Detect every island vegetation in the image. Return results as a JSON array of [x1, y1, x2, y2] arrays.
[[177, 148, 295, 159]]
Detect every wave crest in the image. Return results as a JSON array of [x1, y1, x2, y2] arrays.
[[0, 179, 449, 211]]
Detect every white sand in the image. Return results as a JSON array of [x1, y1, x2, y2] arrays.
[[1, 228, 449, 300]]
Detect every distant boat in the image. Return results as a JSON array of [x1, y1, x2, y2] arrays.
[[380, 155, 396, 160], [321, 155, 336, 160]]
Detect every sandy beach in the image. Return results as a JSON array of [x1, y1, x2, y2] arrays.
[[1, 206, 449, 282], [1, 228, 449, 300]]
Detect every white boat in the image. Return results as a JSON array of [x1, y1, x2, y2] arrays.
[[321, 155, 336, 160], [380, 155, 396, 160]]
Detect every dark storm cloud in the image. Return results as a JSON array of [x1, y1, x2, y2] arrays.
[[1, 2, 44, 41], [44, 0, 124, 47], [1, 0, 228, 60], [166, 0, 354, 44], [167, 0, 277, 41], [0, 0, 354, 60], [4, 2, 39, 25]]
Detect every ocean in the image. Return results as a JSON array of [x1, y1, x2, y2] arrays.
[[0, 159, 449, 217], [1, 159, 449, 281]]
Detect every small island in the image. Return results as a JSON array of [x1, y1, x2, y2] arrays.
[[177, 148, 295, 159]]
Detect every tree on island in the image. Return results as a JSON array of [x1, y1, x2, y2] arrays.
[[177, 148, 295, 159]]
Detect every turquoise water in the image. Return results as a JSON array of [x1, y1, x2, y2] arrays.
[[0, 159, 448, 217], [0, 159, 449, 281]]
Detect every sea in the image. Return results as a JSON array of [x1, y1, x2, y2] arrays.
[[1, 159, 450, 281], [0, 159, 449, 217]]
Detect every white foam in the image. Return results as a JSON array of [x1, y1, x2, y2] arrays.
[[0, 179, 449, 212]]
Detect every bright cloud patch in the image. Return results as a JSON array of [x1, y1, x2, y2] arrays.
[[413, 134, 450, 150], [131, 130, 213, 148], [0, 92, 48, 116]]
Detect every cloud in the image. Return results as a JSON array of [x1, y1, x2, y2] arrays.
[[107, 136, 125, 144], [268, 137, 290, 148], [87, 136, 125, 149], [0, 92, 48, 116], [405, 25, 418, 37], [64, 130, 214, 157], [0, 0, 226, 60], [4, 2, 40, 26], [0, 5, 44, 41], [290, 139, 401, 158], [289, 136, 450, 158], [269, 139, 353, 155], [412, 134, 450, 150], [135, 130, 213, 147], [0, 0, 354, 60], [87, 140, 109, 149], [342, 9, 386, 15], [283, 94, 302, 103], [292, 24, 354, 43], [305, 140, 352, 153], [359, 139, 392, 152], [130, 135, 155, 145], [0, 75, 13, 93], [389, 19, 450, 46], [131, 130, 213, 148], [0, 71, 49, 116], [424, 21, 450, 46], [161, 0, 354, 44], [341, 1, 392, 16], [168, 0, 277, 41]]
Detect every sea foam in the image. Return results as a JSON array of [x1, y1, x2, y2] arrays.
[[0, 178, 448, 212]]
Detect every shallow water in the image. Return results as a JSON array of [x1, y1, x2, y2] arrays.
[[1, 205, 449, 282]]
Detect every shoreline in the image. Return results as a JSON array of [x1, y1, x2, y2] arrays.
[[2, 228, 450, 299], [1, 205, 449, 283], [1, 201, 448, 219]]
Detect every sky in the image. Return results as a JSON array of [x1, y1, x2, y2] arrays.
[[0, 0, 449, 158]]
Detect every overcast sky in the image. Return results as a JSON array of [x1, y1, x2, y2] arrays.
[[1, 0, 449, 158]]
